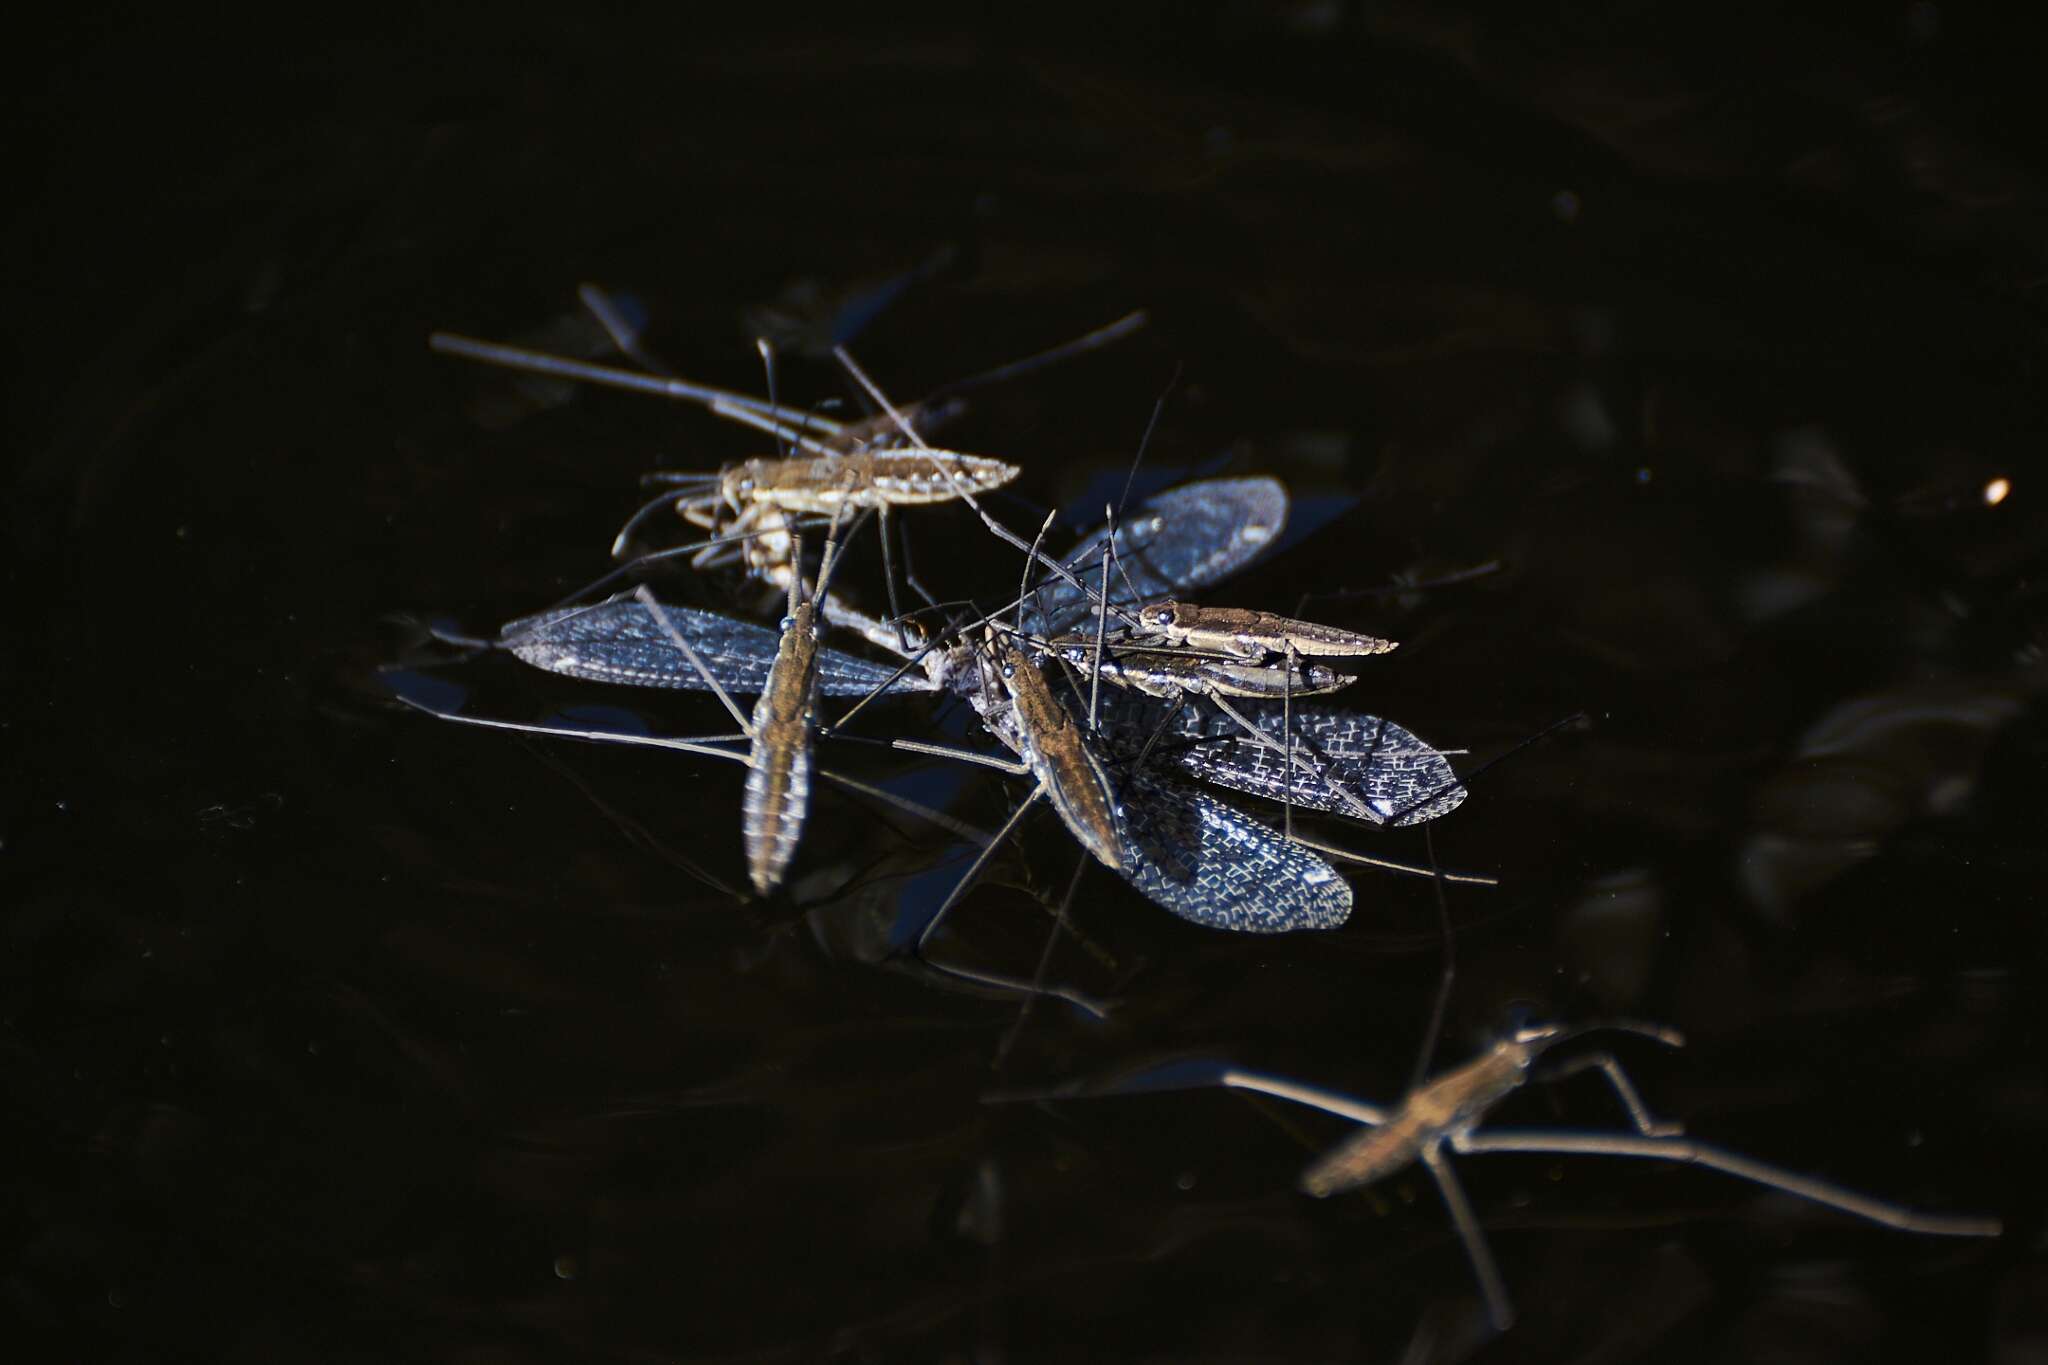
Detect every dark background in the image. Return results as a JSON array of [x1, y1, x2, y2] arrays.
[[8, 4, 2045, 1361]]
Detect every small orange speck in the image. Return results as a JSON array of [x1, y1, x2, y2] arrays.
[[1985, 477, 2011, 506]]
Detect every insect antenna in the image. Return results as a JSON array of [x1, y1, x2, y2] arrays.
[[1291, 560, 1505, 617], [921, 309, 1149, 405], [1382, 711, 1590, 827]]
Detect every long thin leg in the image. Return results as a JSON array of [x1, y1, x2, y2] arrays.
[[1383, 712, 1587, 827], [828, 639, 952, 732], [392, 691, 990, 851], [897, 507, 940, 613], [995, 849, 1092, 1067], [585, 524, 811, 607], [633, 586, 754, 734], [1206, 690, 1374, 821], [394, 696, 749, 760], [988, 1064, 1389, 1127], [610, 486, 712, 560], [1529, 1053, 1684, 1138], [1016, 510, 1059, 636], [1281, 641, 1297, 842], [1297, 559, 1503, 609], [707, 396, 843, 457], [429, 331, 847, 437], [1222, 1071, 1388, 1125], [1285, 834, 1499, 886], [832, 344, 1140, 625], [1449, 1129, 2002, 1237], [924, 309, 1149, 400], [886, 738, 1033, 776], [916, 786, 1045, 954], [1088, 510, 1113, 735], [877, 505, 912, 650], [1420, 1143, 1516, 1332], [1408, 823, 1455, 1094]]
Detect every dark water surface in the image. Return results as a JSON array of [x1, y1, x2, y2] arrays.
[[11, 7, 2047, 1361]]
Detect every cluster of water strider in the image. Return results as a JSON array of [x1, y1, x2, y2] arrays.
[[386, 291, 2002, 1333]]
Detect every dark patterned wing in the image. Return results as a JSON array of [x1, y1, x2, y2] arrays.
[[1094, 692, 1467, 827], [1112, 766, 1353, 932], [966, 670, 1348, 932], [501, 598, 935, 699], [1024, 477, 1289, 635]]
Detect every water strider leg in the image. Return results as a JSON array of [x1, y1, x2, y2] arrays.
[[1419, 1141, 1517, 1332], [1448, 1128, 2002, 1238], [611, 484, 716, 560], [574, 515, 826, 611], [876, 504, 914, 651], [985, 1063, 1389, 1128], [1382, 712, 1587, 827], [387, 693, 989, 854], [896, 507, 941, 616], [705, 396, 843, 457], [429, 331, 847, 438], [1529, 1053, 1685, 1138], [1204, 690, 1375, 822], [831, 343, 1141, 627], [902, 783, 1107, 1010], [884, 737, 1033, 777], [994, 849, 1093, 1068], [634, 586, 755, 734], [1282, 640, 1297, 843], [1408, 822, 1457, 1095], [1278, 833, 1498, 886], [1087, 508, 1114, 736]]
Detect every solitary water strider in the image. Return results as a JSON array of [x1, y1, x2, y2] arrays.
[[1002, 1021, 2002, 1331]]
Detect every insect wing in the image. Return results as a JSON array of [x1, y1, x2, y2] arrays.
[[501, 598, 931, 699], [1114, 766, 1353, 932], [1024, 477, 1289, 635], [1096, 692, 1467, 826]]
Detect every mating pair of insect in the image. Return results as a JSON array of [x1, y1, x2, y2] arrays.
[[416, 303, 1464, 937], [396, 301, 2002, 1333]]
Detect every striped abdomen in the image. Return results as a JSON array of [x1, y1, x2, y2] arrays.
[[742, 627, 820, 894]]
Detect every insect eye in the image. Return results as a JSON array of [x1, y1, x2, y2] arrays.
[[779, 615, 796, 631]]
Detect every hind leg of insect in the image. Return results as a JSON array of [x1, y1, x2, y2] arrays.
[[896, 783, 1112, 1018], [845, 731, 1118, 1014], [1449, 1127, 2003, 1238], [384, 680, 992, 859]]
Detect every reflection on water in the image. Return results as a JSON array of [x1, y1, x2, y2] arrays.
[[12, 5, 2045, 1361]]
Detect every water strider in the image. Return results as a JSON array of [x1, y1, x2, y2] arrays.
[[1129, 600, 1398, 663], [997, 1023, 2002, 1332], [629, 506, 866, 894], [431, 296, 1147, 632]]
